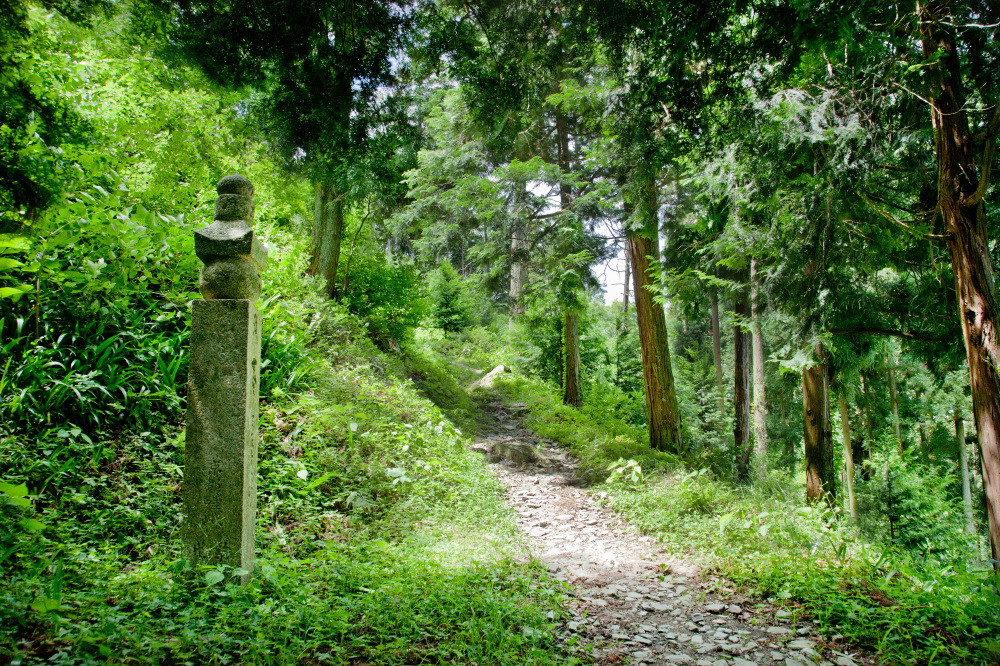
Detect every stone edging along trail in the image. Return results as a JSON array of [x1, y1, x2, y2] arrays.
[[472, 397, 871, 666]]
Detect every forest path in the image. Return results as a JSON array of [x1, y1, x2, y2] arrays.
[[472, 395, 865, 666]]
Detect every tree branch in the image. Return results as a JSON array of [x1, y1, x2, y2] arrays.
[[967, 101, 1000, 206], [857, 191, 951, 241], [830, 327, 946, 342]]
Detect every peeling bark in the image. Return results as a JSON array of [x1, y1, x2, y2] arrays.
[[919, 6, 1000, 566]]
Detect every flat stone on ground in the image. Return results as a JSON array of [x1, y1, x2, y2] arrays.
[[491, 442, 539, 463]]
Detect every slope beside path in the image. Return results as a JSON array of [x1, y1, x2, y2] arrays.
[[472, 396, 871, 666]]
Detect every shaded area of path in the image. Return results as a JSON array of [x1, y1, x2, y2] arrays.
[[473, 395, 870, 666]]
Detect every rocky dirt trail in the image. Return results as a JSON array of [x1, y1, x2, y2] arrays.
[[472, 397, 869, 666]]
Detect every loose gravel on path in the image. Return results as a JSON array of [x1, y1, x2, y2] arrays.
[[473, 398, 870, 666]]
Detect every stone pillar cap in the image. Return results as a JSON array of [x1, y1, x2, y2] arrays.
[[195, 221, 268, 270], [217, 174, 254, 196]]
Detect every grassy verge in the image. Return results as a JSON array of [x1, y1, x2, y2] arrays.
[[0, 314, 574, 664], [491, 373, 1000, 666]]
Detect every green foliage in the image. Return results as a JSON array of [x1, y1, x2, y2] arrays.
[[0, 308, 187, 434], [670, 318, 731, 469], [401, 344, 479, 432], [605, 458, 642, 485], [338, 255, 426, 348], [428, 261, 472, 333], [0, 183, 314, 436], [517, 298, 610, 395], [856, 444, 974, 564], [727, 551, 1000, 665]]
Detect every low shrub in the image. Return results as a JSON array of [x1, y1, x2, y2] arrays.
[[338, 255, 426, 348]]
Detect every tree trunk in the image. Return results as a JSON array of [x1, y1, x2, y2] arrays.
[[862, 373, 874, 459], [803, 361, 825, 503], [734, 295, 752, 481], [823, 357, 836, 500], [949, 209, 1000, 565], [840, 392, 857, 520], [957, 412, 975, 535], [802, 344, 837, 502], [622, 249, 631, 315], [751, 259, 767, 472], [310, 181, 344, 300], [888, 365, 903, 455], [556, 317, 564, 391], [628, 184, 682, 453], [710, 290, 724, 413], [508, 213, 528, 330], [919, 421, 930, 464], [556, 108, 581, 409], [919, 10, 1000, 568], [563, 311, 582, 408]]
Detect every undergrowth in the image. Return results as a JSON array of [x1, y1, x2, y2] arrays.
[[0, 241, 574, 664]]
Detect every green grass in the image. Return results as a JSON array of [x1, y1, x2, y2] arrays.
[[490, 371, 1000, 666], [0, 312, 576, 664]]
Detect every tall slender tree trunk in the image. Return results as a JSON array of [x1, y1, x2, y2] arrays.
[[840, 392, 857, 520], [710, 291, 724, 413], [888, 365, 903, 455], [508, 213, 528, 330], [734, 295, 752, 481], [862, 374, 874, 462], [310, 181, 344, 300], [557, 324, 564, 391], [803, 358, 826, 503], [555, 108, 582, 408], [627, 183, 682, 453], [622, 249, 631, 316], [563, 311, 582, 408], [823, 359, 836, 501], [957, 412, 975, 535], [919, 9, 1000, 567], [751, 259, 767, 472]]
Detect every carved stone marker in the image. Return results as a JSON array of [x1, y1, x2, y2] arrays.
[[183, 175, 267, 582]]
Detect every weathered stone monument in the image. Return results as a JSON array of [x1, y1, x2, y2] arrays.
[[183, 175, 267, 582]]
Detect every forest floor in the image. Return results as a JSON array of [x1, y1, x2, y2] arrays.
[[472, 393, 871, 666]]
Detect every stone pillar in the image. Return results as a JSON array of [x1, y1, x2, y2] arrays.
[[183, 175, 267, 583]]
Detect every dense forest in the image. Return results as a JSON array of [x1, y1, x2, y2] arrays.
[[2, 0, 999, 664]]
